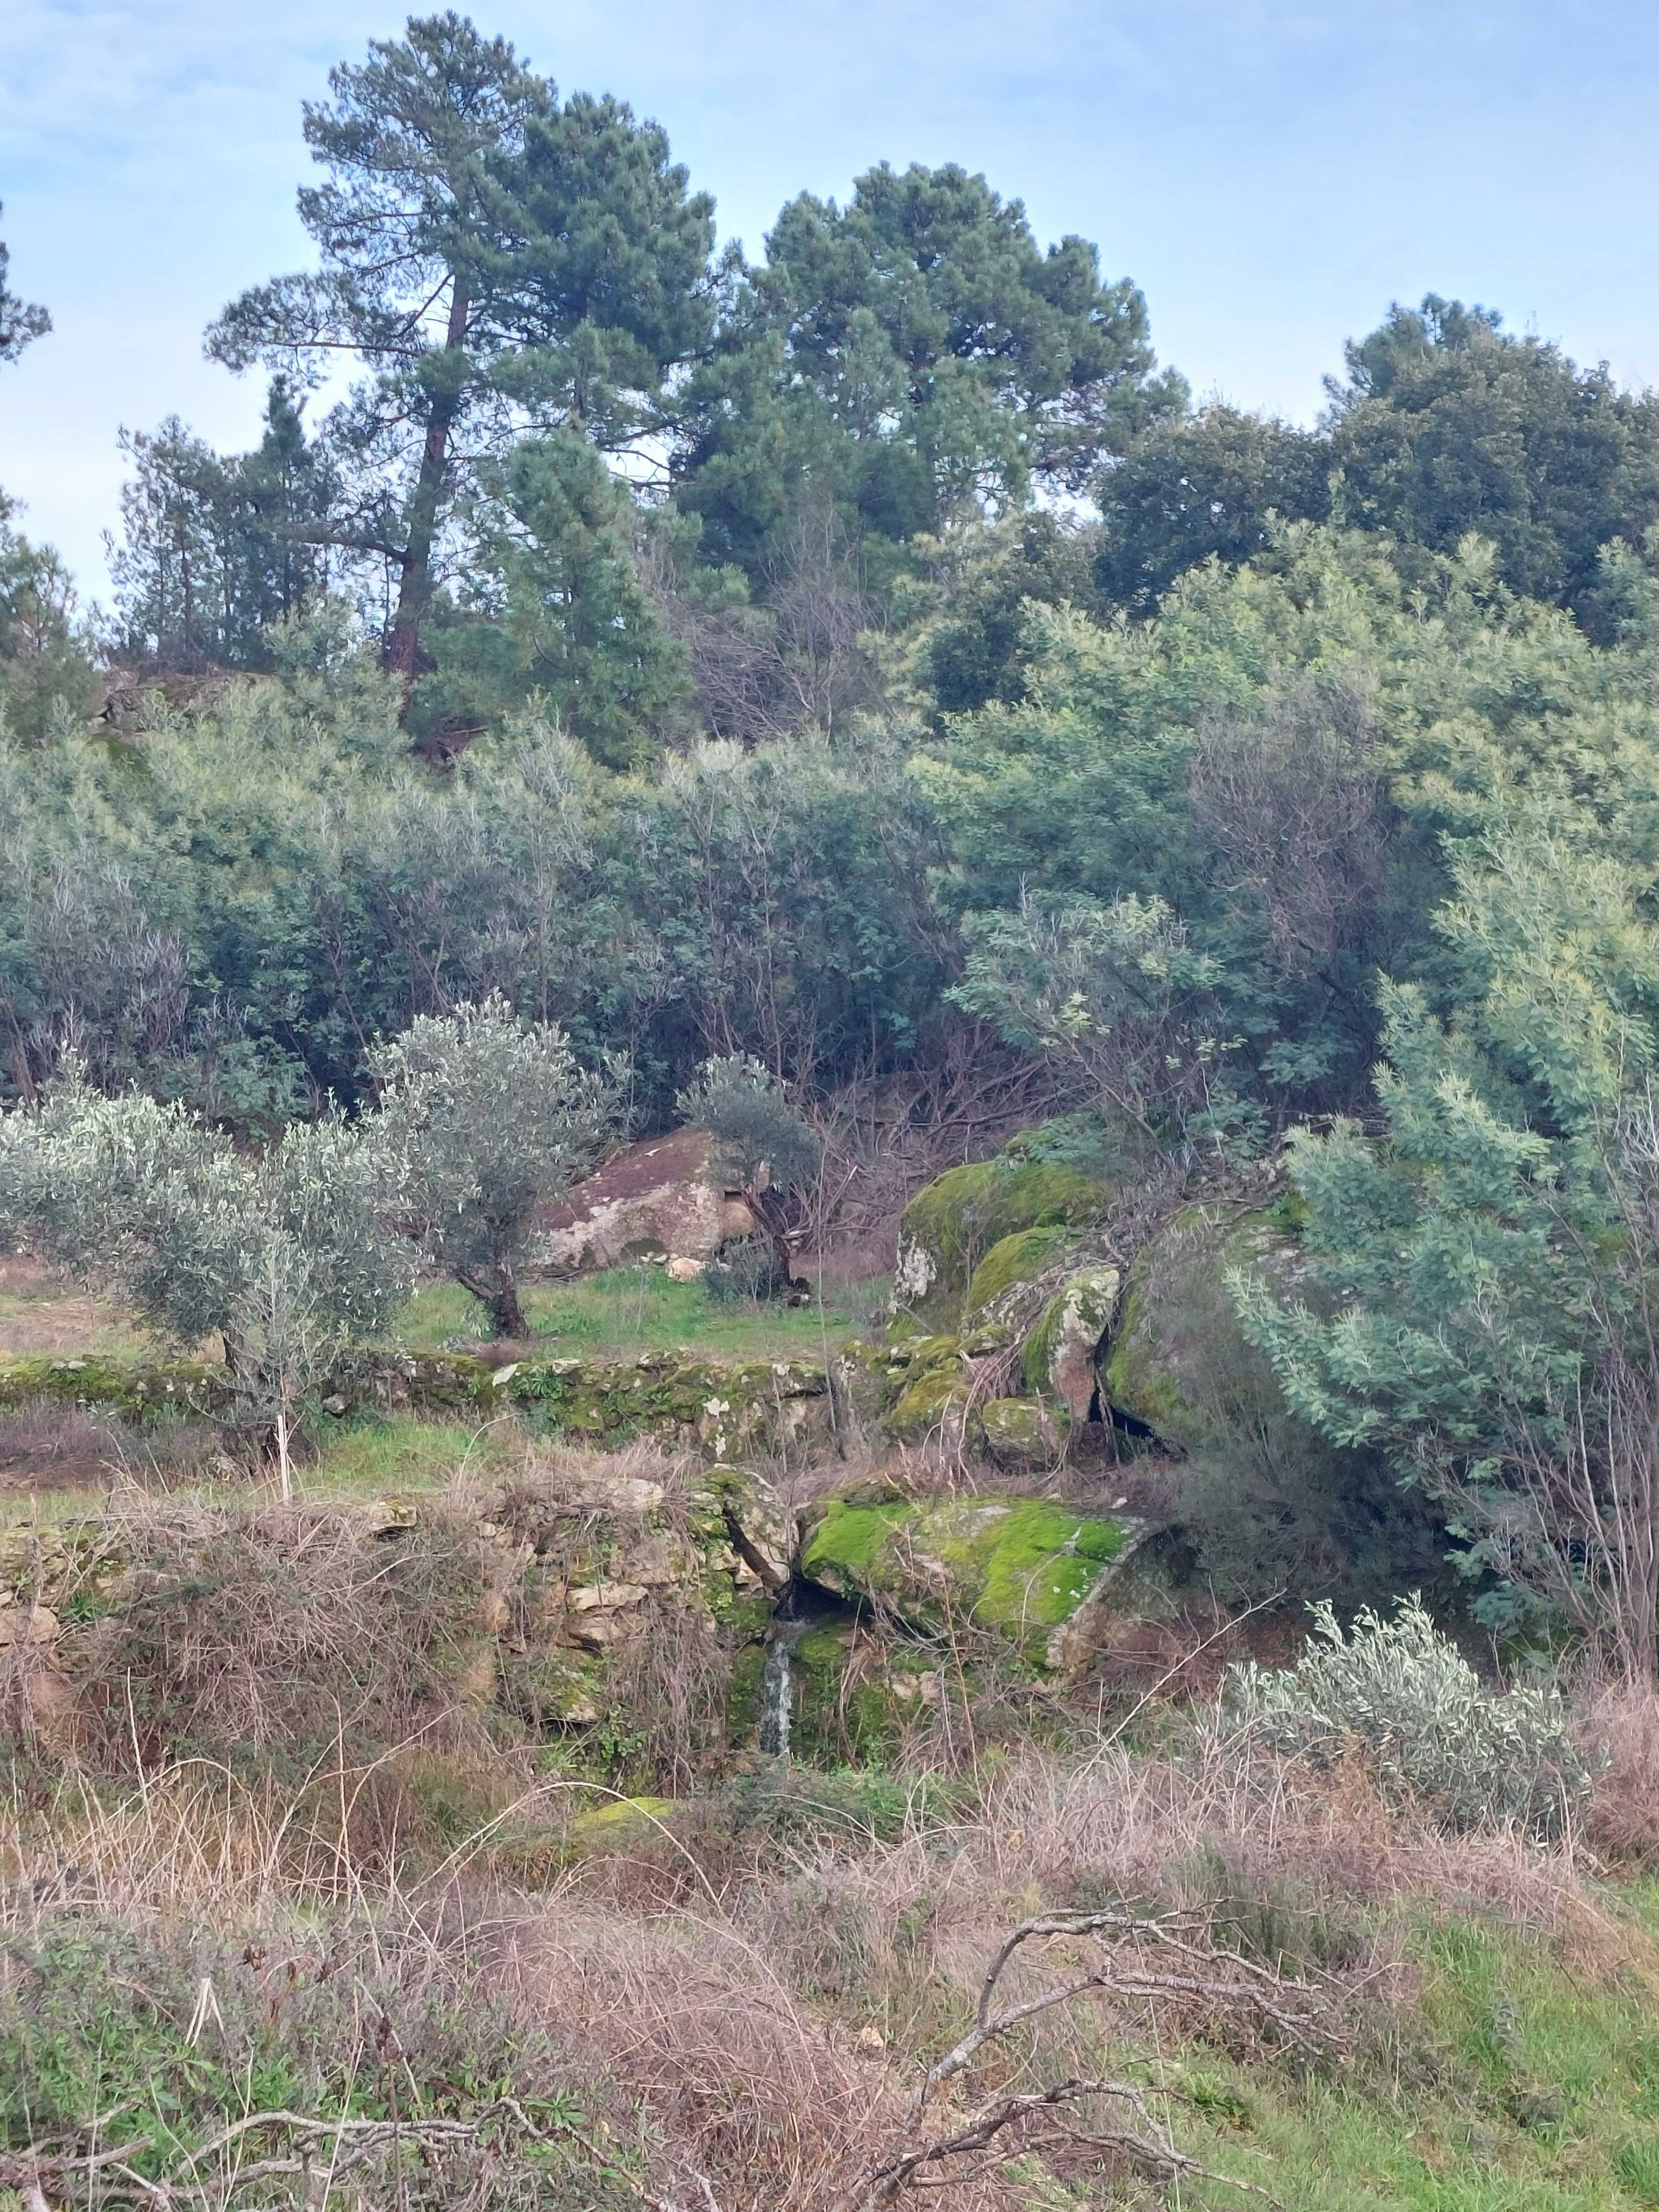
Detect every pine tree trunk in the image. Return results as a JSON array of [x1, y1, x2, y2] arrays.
[[384, 275, 472, 703]]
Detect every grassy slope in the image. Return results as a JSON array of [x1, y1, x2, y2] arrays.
[[10, 1266, 1659, 2206], [395, 1267, 872, 1360], [1174, 1910, 1659, 2208]]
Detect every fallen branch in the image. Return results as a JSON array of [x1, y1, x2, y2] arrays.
[[860, 2076, 1280, 2208], [4, 2095, 706, 2212], [844, 1899, 1349, 2210], [922, 1903, 1345, 2108]]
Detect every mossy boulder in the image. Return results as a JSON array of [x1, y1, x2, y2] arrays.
[[798, 1492, 1128, 1662], [894, 1128, 1118, 1329], [965, 1225, 1080, 1323], [1021, 1265, 1122, 1419], [877, 1335, 976, 1448], [1103, 1204, 1298, 1449], [567, 1795, 678, 1852], [979, 1396, 1065, 1473]]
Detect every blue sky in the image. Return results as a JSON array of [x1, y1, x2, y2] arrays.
[[3, 0, 1657, 598]]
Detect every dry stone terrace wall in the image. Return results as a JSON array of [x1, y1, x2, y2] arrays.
[[0, 1349, 834, 1458]]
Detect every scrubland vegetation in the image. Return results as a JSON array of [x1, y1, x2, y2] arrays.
[[12, 10, 1659, 2207]]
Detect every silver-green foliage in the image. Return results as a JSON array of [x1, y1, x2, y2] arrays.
[[1223, 1596, 1593, 1836], [0, 1068, 412, 1466], [367, 993, 620, 1335]]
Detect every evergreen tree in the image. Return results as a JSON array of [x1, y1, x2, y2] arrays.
[[208, 13, 716, 695], [1328, 295, 1659, 618], [676, 162, 1184, 574], [0, 207, 49, 366], [424, 429, 688, 766]]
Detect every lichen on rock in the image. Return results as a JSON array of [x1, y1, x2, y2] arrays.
[[1021, 1264, 1121, 1419], [979, 1394, 1065, 1472]]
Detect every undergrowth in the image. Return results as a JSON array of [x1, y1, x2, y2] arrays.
[[8, 1456, 1659, 2209]]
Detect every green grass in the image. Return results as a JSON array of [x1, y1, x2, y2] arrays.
[[395, 1265, 877, 1361], [299, 1413, 513, 1499], [0, 1416, 507, 1521], [1161, 1904, 1659, 2209]]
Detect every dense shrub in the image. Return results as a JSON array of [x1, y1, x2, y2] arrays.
[[1223, 1597, 1594, 1837]]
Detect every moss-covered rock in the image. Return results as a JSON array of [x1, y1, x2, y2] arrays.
[[883, 1365, 973, 1448], [965, 1225, 1080, 1322], [893, 1129, 1117, 1328], [1102, 1204, 1298, 1449], [1021, 1265, 1121, 1418], [872, 1334, 976, 1448], [978, 1395, 1065, 1472], [798, 1492, 1128, 1662], [826, 1338, 887, 1454], [567, 1795, 678, 1852]]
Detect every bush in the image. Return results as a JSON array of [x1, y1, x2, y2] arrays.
[[703, 1235, 783, 1304], [1223, 1596, 1594, 1837]]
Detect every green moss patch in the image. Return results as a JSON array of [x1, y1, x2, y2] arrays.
[[799, 1491, 1125, 1660], [567, 1795, 677, 1851], [896, 1139, 1114, 1326], [800, 1496, 914, 1587], [965, 1225, 1078, 1319]]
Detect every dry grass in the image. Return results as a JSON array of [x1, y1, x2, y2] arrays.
[[16, 1448, 1659, 2208], [1578, 1679, 1659, 1865], [11, 1688, 1659, 2212], [0, 1253, 153, 1359]]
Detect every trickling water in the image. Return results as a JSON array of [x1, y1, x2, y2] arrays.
[[758, 1582, 821, 1759], [759, 1626, 795, 1758]]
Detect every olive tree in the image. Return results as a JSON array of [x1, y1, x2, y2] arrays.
[[367, 994, 620, 1338], [0, 1070, 410, 1495], [675, 1053, 821, 1287]]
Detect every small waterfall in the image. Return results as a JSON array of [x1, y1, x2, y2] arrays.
[[759, 1624, 796, 1758], [758, 1583, 818, 1759]]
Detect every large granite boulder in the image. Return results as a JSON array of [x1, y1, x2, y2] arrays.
[[893, 1121, 1125, 1331], [536, 1127, 757, 1277], [1101, 1203, 1299, 1449], [1021, 1265, 1122, 1420]]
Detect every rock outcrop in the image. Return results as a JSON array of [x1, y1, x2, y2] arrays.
[[893, 1123, 1122, 1331], [797, 1486, 1145, 1668], [1102, 1202, 1299, 1449], [1022, 1265, 1121, 1420], [537, 1127, 757, 1277]]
